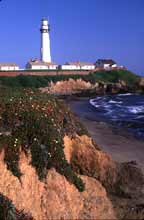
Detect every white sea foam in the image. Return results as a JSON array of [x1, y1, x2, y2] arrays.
[[118, 93, 132, 96], [127, 106, 144, 114], [103, 104, 112, 109], [95, 96, 101, 100], [89, 99, 96, 106], [89, 99, 100, 108], [109, 100, 123, 104], [136, 115, 144, 119], [104, 109, 114, 115]]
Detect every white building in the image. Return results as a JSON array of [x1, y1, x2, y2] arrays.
[[80, 62, 95, 70], [60, 62, 95, 70], [0, 63, 19, 71], [40, 18, 51, 63], [95, 59, 117, 70], [60, 62, 81, 70], [26, 60, 58, 70]]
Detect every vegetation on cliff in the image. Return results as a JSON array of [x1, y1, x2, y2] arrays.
[[0, 193, 33, 220], [0, 69, 141, 88], [0, 88, 144, 219], [0, 88, 86, 192]]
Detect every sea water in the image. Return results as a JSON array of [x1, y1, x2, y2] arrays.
[[90, 93, 144, 139]]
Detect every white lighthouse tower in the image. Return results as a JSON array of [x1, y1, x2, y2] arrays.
[[40, 18, 51, 63]]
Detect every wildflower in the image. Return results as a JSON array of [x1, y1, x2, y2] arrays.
[[15, 138, 18, 143], [48, 152, 51, 157]]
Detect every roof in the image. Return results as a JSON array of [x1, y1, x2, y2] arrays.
[[42, 18, 48, 21], [0, 63, 19, 67], [28, 60, 57, 66], [65, 61, 94, 66], [96, 59, 116, 65]]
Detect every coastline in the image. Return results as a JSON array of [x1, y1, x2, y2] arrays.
[[67, 97, 144, 172]]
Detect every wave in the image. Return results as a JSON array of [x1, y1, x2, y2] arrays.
[[118, 93, 132, 96], [136, 115, 144, 119], [127, 106, 144, 114], [90, 99, 113, 109], [109, 100, 123, 104], [89, 99, 98, 107], [89, 94, 144, 139]]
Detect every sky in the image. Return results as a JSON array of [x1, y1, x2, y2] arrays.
[[0, 0, 144, 75]]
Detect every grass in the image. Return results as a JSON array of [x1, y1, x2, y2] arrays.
[[0, 70, 141, 88], [0, 88, 85, 192]]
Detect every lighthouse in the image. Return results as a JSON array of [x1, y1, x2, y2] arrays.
[[40, 18, 51, 63]]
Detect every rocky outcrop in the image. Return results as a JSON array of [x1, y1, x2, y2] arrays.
[[41, 78, 93, 95], [64, 135, 117, 190], [0, 150, 116, 220], [139, 77, 144, 87], [41, 78, 142, 97], [64, 135, 144, 220], [0, 134, 144, 219]]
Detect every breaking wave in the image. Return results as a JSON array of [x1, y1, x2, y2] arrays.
[[89, 94, 144, 139]]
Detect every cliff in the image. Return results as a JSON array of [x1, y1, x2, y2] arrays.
[[41, 78, 143, 96], [0, 88, 144, 220], [0, 69, 142, 93]]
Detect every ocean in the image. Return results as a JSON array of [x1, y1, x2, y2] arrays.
[[90, 94, 144, 140]]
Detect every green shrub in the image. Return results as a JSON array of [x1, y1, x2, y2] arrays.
[[0, 88, 85, 192], [0, 70, 141, 88]]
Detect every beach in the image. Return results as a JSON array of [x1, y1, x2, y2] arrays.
[[67, 97, 144, 172]]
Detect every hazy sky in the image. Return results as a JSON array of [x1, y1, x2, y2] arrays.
[[0, 0, 144, 75]]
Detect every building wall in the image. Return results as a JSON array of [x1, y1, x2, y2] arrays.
[[0, 66, 19, 71], [31, 65, 49, 70], [103, 64, 111, 69], [95, 62, 117, 69], [111, 64, 117, 68], [41, 19, 51, 63], [48, 65, 58, 70], [60, 65, 95, 70], [60, 65, 81, 70], [41, 32, 51, 63], [27, 65, 58, 70], [103, 64, 118, 70], [81, 65, 95, 70]]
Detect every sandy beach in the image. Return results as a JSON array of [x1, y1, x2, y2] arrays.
[[67, 97, 144, 172]]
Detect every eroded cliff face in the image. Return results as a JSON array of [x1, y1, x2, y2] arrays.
[[0, 134, 144, 220], [0, 89, 144, 220], [64, 135, 117, 190], [40, 78, 142, 96], [64, 135, 144, 220], [0, 147, 116, 220]]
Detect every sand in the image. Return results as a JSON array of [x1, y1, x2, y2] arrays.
[[67, 98, 144, 172]]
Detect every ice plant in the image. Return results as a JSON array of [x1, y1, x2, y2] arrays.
[[0, 88, 86, 192]]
